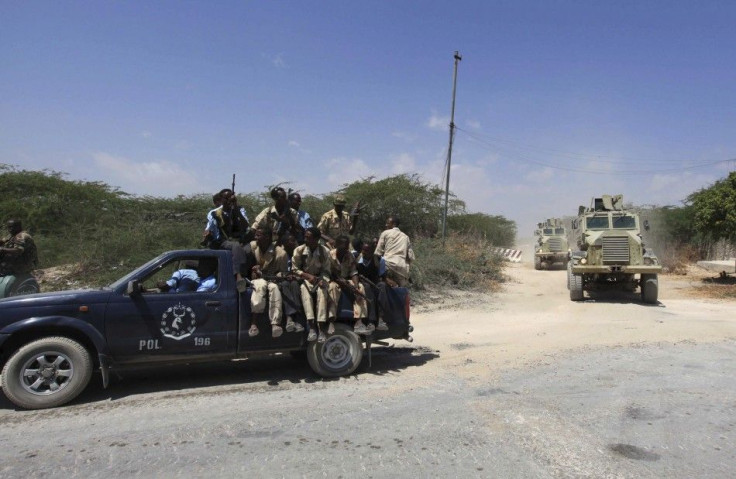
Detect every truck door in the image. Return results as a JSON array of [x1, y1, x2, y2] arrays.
[[105, 255, 237, 364]]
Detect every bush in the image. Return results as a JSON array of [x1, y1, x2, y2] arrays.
[[410, 233, 506, 291]]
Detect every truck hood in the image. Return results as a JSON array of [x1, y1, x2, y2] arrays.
[[0, 289, 113, 310]]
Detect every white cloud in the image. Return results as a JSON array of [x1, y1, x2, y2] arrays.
[[288, 140, 300, 147], [392, 131, 415, 142], [93, 152, 199, 196], [465, 119, 481, 130], [141, 131, 152, 139], [524, 166, 554, 183], [426, 110, 449, 131], [324, 157, 374, 186], [390, 153, 416, 174]]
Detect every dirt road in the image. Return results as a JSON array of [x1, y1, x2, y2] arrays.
[[1, 259, 735, 477]]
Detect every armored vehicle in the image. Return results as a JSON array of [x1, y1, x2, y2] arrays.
[[568, 195, 661, 303], [534, 218, 569, 270]]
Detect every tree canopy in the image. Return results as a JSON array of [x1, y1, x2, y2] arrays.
[[688, 171, 736, 241]]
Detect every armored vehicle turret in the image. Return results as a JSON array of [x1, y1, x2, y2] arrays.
[[534, 218, 569, 270], [567, 195, 661, 303]]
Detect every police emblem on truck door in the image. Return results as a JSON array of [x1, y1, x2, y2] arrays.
[[160, 302, 197, 340]]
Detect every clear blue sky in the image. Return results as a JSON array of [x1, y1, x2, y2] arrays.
[[2, 1, 735, 236]]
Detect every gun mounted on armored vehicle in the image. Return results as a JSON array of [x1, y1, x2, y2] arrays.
[[534, 218, 569, 270], [567, 194, 661, 303]]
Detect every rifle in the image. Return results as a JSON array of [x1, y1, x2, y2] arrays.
[[334, 277, 370, 302], [269, 210, 304, 237], [349, 199, 364, 218], [231, 173, 236, 194]]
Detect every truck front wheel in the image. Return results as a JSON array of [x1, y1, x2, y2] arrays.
[[570, 273, 584, 301], [307, 323, 363, 377], [640, 274, 659, 304], [1, 337, 93, 409]]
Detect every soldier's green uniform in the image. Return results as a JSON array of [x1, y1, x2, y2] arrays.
[[317, 195, 353, 243], [1, 230, 37, 275]]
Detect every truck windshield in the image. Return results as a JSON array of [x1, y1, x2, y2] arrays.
[[586, 217, 609, 230], [543, 228, 553, 234], [554, 228, 565, 235], [612, 215, 636, 229]]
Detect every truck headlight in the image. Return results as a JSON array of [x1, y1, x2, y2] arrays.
[[581, 258, 587, 265]]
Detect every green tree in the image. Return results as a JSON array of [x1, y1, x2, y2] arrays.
[[447, 213, 516, 248], [688, 172, 736, 241], [335, 174, 465, 239]]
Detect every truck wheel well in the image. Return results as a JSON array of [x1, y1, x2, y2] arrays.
[[0, 327, 99, 370]]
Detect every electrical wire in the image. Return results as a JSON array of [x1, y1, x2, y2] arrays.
[[455, 127, 734, 175]]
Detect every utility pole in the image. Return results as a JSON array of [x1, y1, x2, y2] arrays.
[[442, 51, 462, 246]]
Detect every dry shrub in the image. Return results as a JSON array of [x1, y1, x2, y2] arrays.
[[410, 232, 505, 293]]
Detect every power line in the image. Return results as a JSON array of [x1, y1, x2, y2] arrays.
[[455, 127, 733, 175]]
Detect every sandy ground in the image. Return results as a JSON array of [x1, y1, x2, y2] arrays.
[[2, 252, 736, 477]]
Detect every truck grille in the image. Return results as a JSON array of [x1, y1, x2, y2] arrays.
[[548, 238, 564, 252], [602, 237, 630, 264]]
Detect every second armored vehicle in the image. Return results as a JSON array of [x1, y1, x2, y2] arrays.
[[568, 195, 661, 303], [534, 218, 569, 270]]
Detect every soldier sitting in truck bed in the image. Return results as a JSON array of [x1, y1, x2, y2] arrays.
[[244, 225, 289, 338], [328, 235, 369, 335]]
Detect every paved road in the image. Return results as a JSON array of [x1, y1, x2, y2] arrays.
[[1, 264, 735, 478]]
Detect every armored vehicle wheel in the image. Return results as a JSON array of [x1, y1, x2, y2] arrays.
[[534, 256, 541, 270], [640, 274, 658, 304], [566, 262, 573, 290], [569, 273, 584, 301], [1, 337, 93, 410], [307, 323, 363, 377]]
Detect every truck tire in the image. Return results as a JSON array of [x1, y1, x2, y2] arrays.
[[307, 323, 363, 377], [534, 256, 541, 270], [10, 275, 40, 296], [0, 274, 40, 298], [566, 262, 573, 290], [640, 274, 658, 304], [569, 273, 584, 301], [1, 337, 93, 410]]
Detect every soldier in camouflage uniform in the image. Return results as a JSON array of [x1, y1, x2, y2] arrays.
[[0, 220, 38, 275], [328, 235, 369, 335], [292, 227, 331, 343], [317, 194, 358, 248], [253, 187, 301, 243]]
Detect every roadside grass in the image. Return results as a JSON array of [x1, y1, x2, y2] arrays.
[[691, 276, 736, 299], [411, 233, 506, 295]]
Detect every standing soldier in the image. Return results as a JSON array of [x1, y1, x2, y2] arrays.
[[244, 225, 289, 338], [328, 235, 369, 335], [317, 194, 358, 248], [292, 227, 331, 343], [0, 220, 38, 276], [375, 215, 415, 287], [253, 187, 301, 243]]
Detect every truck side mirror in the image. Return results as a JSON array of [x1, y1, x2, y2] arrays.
[[572, 219, 578, 229], [126, 280, 141, 296]]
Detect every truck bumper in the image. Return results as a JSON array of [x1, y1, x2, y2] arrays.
[[536, 253, 568, 261], [571, 265, 662, 275]]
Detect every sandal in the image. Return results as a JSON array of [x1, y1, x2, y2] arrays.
[[272, 325, 283, 338], [327, 322, 335, 335], [248, 324, 259, 337]]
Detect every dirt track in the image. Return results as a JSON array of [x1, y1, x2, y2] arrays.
[[1, 257, 735, 477]]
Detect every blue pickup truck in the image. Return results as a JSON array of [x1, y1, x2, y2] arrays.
[[0, 249, 412, 409]]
